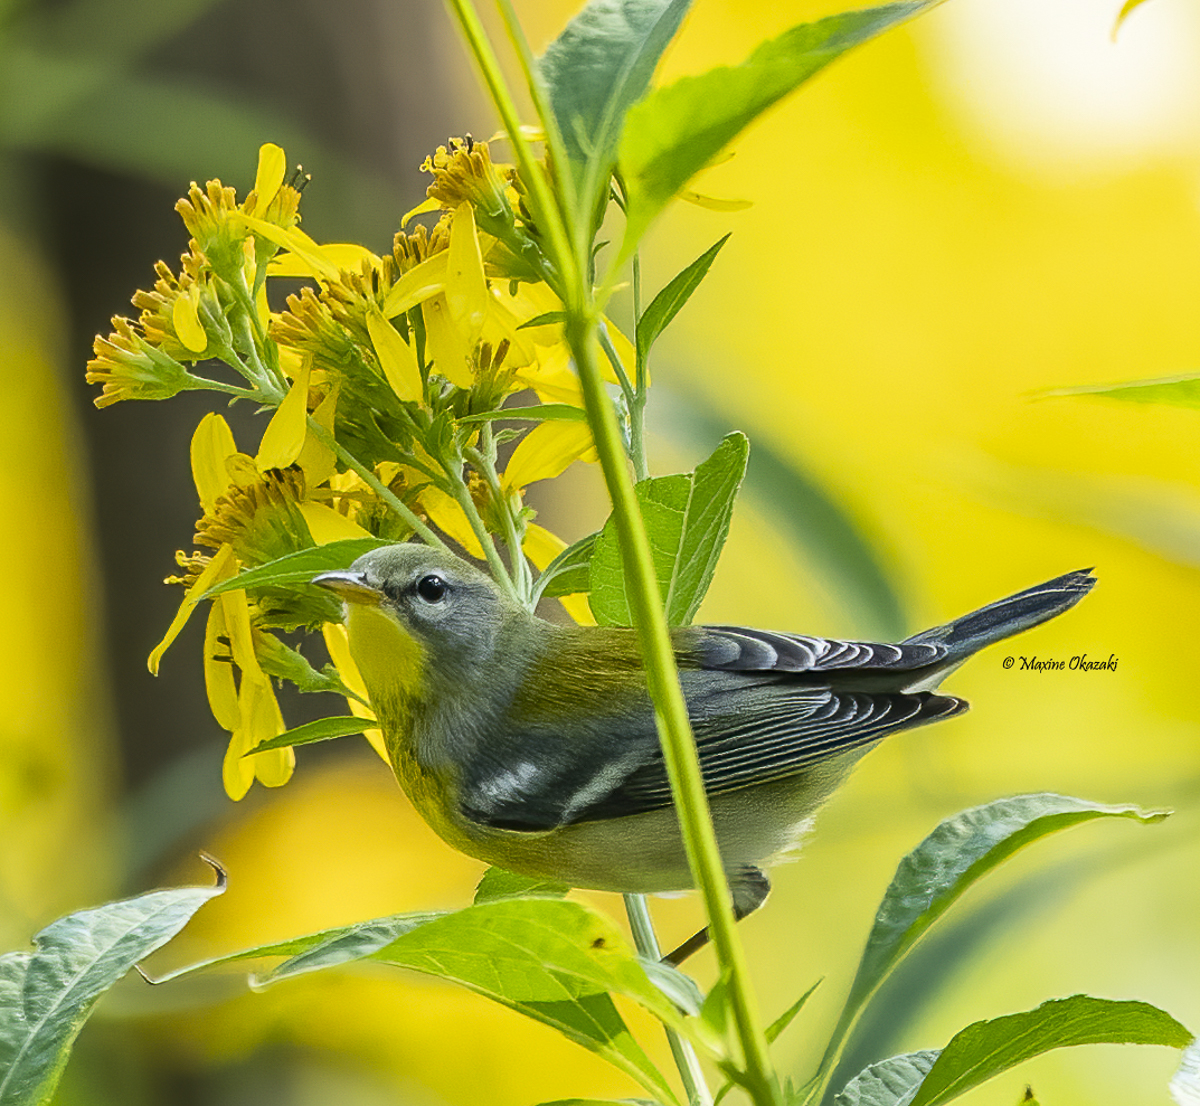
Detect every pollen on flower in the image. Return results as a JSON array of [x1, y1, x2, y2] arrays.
[[86, 316, 196, 407], [194, 466, 313, 563], [421, 137, 515, 221]]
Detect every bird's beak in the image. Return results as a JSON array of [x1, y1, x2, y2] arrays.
[[312, 570, 384, 605]]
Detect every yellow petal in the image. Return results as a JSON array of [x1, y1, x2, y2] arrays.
[[238, 215, 339, 281], [220, 587, 264, 681], [191, 412, 237, 513], [446, 202, 487, 344], [225, 452, 261, 488], [523, 522, 566, 570], [401, 196, 442, 228], [419, 485, 484, 558], [381, 250, 449, 318], [295, 383, 338, 486], [322, 624, 386, 761], [243, 678, 295, 788], [367, 308, 422, 402], [148, 542, 235, 674], [203, 602, 240, 731], [558, 591, 597, 626], [253, 143, 287, 211], [298, 501, 372, 543], [503, 420, 595, 491], [256, 358, 311, 472], [222, 719, 256, 801], [514, 343, 583, 405], [421, 294, 474, 388], [172, 284, 207, 353], [268, 243, 380, 277]]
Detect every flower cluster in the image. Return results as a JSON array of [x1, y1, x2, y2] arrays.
[[90, 142, 631, 797]]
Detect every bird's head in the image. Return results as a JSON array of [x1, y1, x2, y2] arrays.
[[313, 544, 517, 694]]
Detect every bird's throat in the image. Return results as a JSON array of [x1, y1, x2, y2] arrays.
[[345, 604, 426, 763]]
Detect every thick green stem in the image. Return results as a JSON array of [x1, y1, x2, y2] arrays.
[[625, 894, 713, 1106], [442, 0, 575, 285], [569, 317, 780, 1106]]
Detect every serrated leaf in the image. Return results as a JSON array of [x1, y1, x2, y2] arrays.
[[909, 996, 1192, 1106], [539, 0, 692, 214], [244, 715, 373, 755], [636, 234, 729, 368], [473, 867, 570, 904], [0, 871, 225, 1106], [834, 1051, 939, 1106], [618, 2, 936, 255], [1171, 1038, 1200, 1106], [201, 538, 392, 598], [816, 796, 1168, 1095], [589, 433, 748, 626], [1046, 373, 1200, 409], [535, 532, 600, 600]]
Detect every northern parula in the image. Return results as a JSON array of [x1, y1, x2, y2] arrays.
[[315, 547, 1094, 961]]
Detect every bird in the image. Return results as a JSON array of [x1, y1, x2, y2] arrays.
[[314, 547, 1094, 963]]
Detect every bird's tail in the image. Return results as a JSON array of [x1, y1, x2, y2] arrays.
[[903, 568, 1097, 661]]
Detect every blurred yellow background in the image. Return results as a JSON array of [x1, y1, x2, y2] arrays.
[[3, 0, 1198, 1103]]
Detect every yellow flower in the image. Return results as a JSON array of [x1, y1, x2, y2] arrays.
[[502, 420, 596, 493], [85, 316, 196, 408]]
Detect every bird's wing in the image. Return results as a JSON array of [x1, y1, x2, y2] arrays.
[[689, 626, 947, 674], [457, 672, 964, 831], [574, 679, 964, 824]]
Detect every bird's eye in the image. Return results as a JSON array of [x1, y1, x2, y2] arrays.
[[416, 574, 448, 603]]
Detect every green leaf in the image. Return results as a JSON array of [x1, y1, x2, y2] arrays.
[[539, 0, 692, 214], [909, 996, 1192, 1106], [618, 2, 936, 255], [834, 1051, 939, 1106], [1046, 373, 1200, 410], [767, 978, 821, 1045], [364, 899, 689, 1103], [146, 911, 446, 985], [589, 432, 749, 626], [0, 867, 225, 1106], [201, 538, 392, 598], [473, 867, 570, 904], [660, 389, 906, 638], [458, 404, 587, 424], [636, 235, 729, 368], [816, 796, 1168, 1096], [244, 715, 372, 756], [518, 310, 569, 329], [1171, 1038, 1200, 1106], [535, 532, 600, 601]]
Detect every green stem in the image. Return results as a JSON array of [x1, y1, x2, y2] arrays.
[[443, 0, 576, 291], [569, 316, 780, 1106], [446, 458, 522, 603], [624, 894, 713, 1106], [629, 249, 650, 482], [465, 440, 533, 606], [305, 417, 446, 550]]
